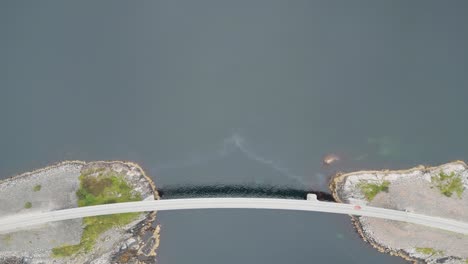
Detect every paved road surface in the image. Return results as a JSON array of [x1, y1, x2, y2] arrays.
[[1, 198, 467, 234]]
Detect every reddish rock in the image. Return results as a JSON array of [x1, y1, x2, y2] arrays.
[[323, 154, 340, 165]]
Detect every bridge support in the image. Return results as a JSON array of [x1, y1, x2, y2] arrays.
[[306, 193, 317, 201]]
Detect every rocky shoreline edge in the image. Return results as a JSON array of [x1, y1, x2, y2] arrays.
[[0, 160, 161, 264], [329, 161, 468, 264]]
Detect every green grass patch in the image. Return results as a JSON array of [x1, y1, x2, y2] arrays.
[[1, 234, 12, 244], [24, 202, 32, 209], [415, 247, 443, 256], [51, 170, 141, 258], [357, 180, 390, 201], [81, 167, 106, 177], [33, 184, 42, 192], [431, 171, 464, 198]]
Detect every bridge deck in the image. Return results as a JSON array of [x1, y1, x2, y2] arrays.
[[1, 198, 467, 235]]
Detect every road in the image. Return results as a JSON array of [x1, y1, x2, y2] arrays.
[[1, 198, 468, 234]]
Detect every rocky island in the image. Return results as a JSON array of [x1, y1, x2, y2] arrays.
[[330, 161, 468, 264], [0, 161, 160, 264]]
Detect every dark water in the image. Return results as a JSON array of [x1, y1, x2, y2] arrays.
[[2, 1, 468, 263], [158, 184, 334, 200]]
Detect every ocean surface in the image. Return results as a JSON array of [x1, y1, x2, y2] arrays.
[[2, 1, 468, 263]]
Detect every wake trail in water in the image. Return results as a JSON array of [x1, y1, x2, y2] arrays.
[[155, 133, 309, 186], [223, 134, 308, 186]]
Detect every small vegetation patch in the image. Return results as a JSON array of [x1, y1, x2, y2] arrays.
[[431, 171, 464, 198], [24, 202, 32, 209], [1, 234, 12, 245], [357, 180, 390, 201], [415, 247, 443, 256], [33, 184, 42, 192], [52, 170, 141, 258], [81, 167, 106, 177]]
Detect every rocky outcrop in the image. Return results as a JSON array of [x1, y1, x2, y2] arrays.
[[0, 161, 160, 264], [330, 161, 468, 264]]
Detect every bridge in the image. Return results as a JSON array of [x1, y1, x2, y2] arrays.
[[1, 196, 468, 235]]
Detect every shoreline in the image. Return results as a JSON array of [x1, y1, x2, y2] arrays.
[[0, 160, 86, 185], [329, 160, 468, 264]]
